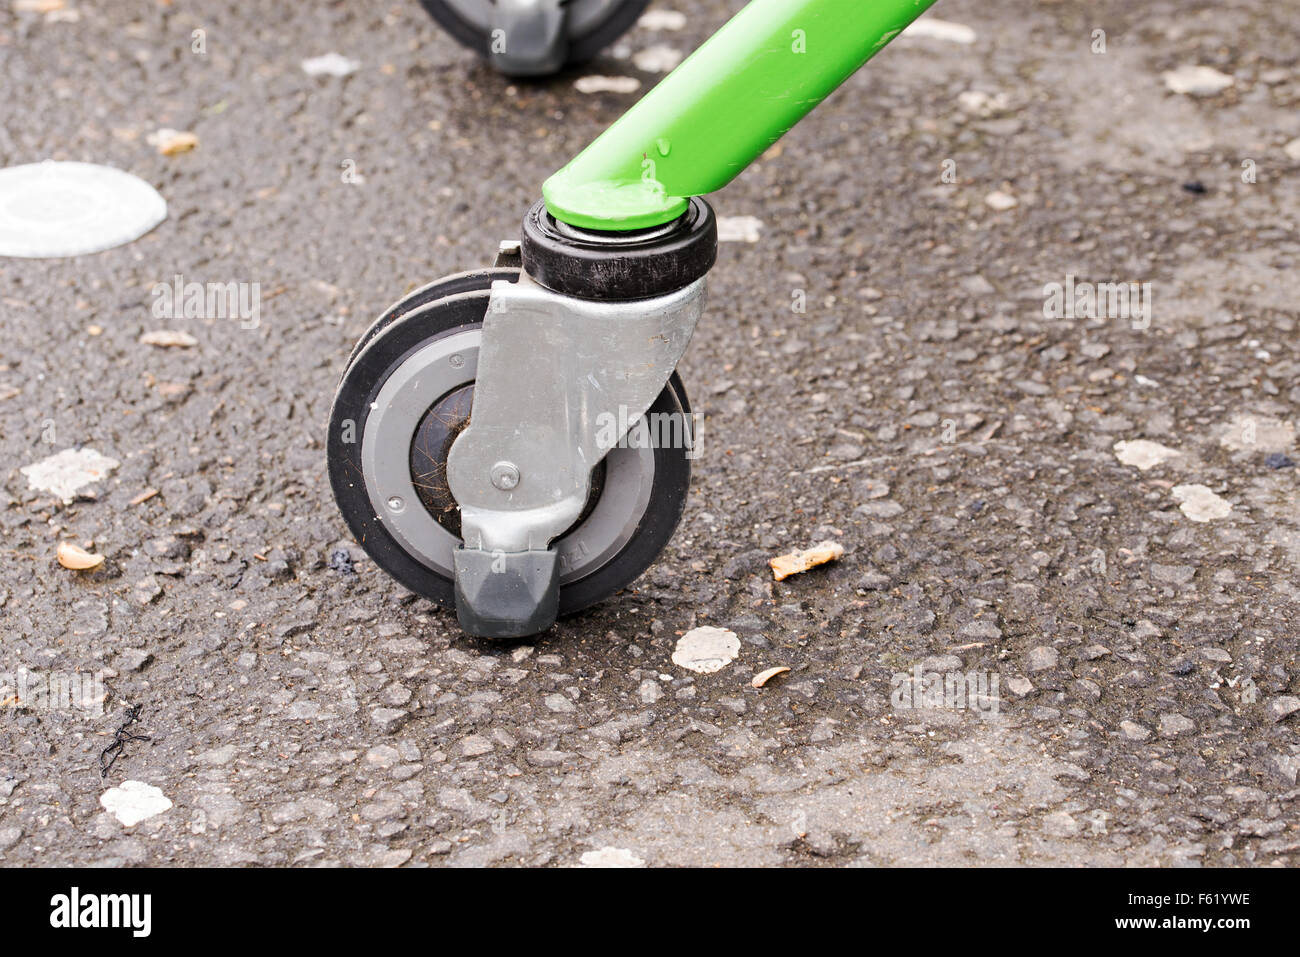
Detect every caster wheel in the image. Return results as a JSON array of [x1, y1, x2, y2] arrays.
[[328, 268, 692, 617], [417, 0, 651, 75]]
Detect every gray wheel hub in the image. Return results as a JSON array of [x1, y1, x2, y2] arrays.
[[360, 326, 656, 586]]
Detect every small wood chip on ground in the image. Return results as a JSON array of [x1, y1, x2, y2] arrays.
[[139, 330, 197, 348], [147, 128, 199, 156], [769, 540, 845, 581], [57, 540, 104, 570], [128, 488, 159, 505], [751, 666, 790, 688]]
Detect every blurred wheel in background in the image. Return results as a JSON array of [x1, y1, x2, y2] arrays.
[[418, 0, 653, 76]]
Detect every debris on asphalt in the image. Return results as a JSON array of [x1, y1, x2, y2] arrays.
[[637, 9, 686, 31], [12, 0, 64, 13], [957, 90, 1010, 117], [984, 189, 1018, 211], [633, 45, 683, 72], [0, 161, 166, 258], [1171, 484, 1233, 522], [769, 541, 844, 580], [328, 547, 356, 576], [128, 487, 159, 505], [99, 780, 171, 827], [1285, 137, 1300, 161], [579, 847, 645, 868], [717, 215, 763, 243], [20, 447, 120, 504], [139, 329, 198, 348], [1264, 452, 1295, 470], [751, 666, 790, 688], [301, 53, 360, 77], [574, 75, 640, 94], [1113, 439, 1182, 471], [901, 17, 976, 44], [1162, 64, 1235, 96], [147, 128, 199, 156], [56, 540, 104, 570], [672, 627, 740, 674], [99, 705, 152, 779]]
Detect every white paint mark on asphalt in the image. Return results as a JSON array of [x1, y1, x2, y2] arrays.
[[21, 447, 120, 504], [1162, 65, 1234, 96], [901, 18, 977, 44], [1113, 439, 1182, 471], [638, 10, 686, 31], [1171, 484, 1232, 522], [717, 216, 763, 243], [301, 53, 360, 77], [633, 45, 683, 73], [139, 330, 198, 348], [580, 846, 646, 867], [672, 627, 740, 674], [574, 75, 641, 94], [0, 162, 166, 259], [984, 190, 1019, 211], [100, 781, 173, 827]]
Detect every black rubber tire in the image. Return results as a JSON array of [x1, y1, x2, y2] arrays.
[[328, 269, 691, 617], [418, 0, 653, 70], [343, 269, 519, 372]]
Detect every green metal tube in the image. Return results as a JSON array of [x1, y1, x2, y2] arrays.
[[544, 0, 940, 230]]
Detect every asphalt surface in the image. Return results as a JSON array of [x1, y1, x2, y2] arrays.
[[1, 0, 1298, 867]]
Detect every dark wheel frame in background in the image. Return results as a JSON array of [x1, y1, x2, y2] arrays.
[[417, 0, 654, 69]]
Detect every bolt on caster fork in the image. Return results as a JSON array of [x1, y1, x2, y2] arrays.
[[330, 0, 940, 637]]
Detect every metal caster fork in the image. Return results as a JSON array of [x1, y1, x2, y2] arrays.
[[328, 200, 716, 637]]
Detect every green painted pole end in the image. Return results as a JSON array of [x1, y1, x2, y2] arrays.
[[542, 174, 689, 232]]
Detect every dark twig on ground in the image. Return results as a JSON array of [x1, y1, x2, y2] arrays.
[[99, 704, 151, 779]]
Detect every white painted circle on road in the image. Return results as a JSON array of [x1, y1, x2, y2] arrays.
[[0, 161, 166, 258]]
